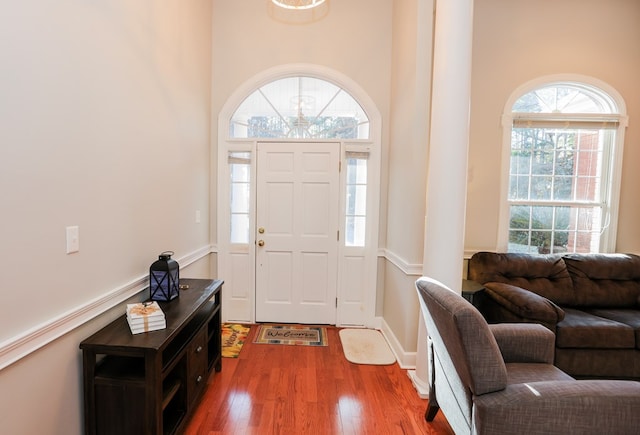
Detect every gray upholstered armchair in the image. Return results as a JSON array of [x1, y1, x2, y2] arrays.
[[416, 276, 640, 435]]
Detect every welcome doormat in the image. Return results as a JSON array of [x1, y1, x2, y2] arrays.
[[253, 324, 328, 346], [222, 323, 251, 358]]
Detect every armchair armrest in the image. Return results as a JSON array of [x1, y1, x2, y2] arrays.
[[484, 282, 565, 325], [474, 380, 640, 435], [489, 323, 555, 364]]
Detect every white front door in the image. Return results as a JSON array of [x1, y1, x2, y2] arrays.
[[255, 142, 340, 324]]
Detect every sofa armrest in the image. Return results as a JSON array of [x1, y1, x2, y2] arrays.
[[484, 282, 565, 325], [489, 323, 555, 364], [473, 380, 640, 435]]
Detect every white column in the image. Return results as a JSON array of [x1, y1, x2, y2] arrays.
[[411, 0, 474, 396]]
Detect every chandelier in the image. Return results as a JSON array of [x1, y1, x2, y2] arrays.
[[272, 0, 326, 10]]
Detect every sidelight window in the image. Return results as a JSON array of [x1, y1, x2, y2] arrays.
[[345, 152, 368, 247], [229, 152, 251, 244]]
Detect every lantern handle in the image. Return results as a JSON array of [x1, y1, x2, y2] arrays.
[[160, 250, 174, 258]]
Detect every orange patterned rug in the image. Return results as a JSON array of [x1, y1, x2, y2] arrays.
[[253, 324, 328, 346], [221, 323, 251, 358]]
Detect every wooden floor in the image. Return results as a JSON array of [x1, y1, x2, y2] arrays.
[[185, 326, 454, 435]]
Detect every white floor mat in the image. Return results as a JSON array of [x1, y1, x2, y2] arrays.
[[339, 328, 396, 365]]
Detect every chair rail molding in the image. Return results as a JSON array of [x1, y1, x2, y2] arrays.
[[379, 248, 423, 276], [0, 245, 215, 371]]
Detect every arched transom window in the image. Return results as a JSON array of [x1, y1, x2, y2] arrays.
[[230, 76, 370, 139], [504, 81, 625, 254]]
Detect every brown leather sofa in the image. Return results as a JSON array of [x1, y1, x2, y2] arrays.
[[468, 252, 640, 380], [416, 276, 640, 434]]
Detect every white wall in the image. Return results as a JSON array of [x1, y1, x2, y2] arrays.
[[466, 0, 640, 254], [0, 1, 213, 433]]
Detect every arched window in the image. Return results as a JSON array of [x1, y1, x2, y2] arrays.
[[501, 79, 626, 254], [230, 76, 370, 139]]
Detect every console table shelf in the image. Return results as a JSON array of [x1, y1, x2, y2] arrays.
[[80, 278, 223, 435]]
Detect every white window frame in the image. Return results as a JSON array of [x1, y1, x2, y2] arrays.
[[497, 75, 628, 253]]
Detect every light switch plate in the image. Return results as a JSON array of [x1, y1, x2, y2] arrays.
[[66, 226, 79, 254]]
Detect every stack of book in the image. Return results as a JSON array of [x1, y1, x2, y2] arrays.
[[126, 301, 166, 334]]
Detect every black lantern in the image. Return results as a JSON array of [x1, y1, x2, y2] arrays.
[[149, 251, 180, 302]]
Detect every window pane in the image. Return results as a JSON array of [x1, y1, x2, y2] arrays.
[[510, 152, 531, 175], [345, 156, 367, 247], [513, 84, 617, 114], [345, 216, 366, 247], [229, 152, 251, 244], [231, 183, 250, 213], [509, 205, 602, 254], [346, 185, 367, 215], [509, 175, 530, 200], [531, 206, 554, 230], [347, 158, 368, 183], [230, 163, 250, 182], [230, 76, 370, 139], [531, 176, 552, 200], [230, 214, 250, 244]]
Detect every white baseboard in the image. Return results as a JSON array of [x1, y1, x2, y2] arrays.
[[407, 369, 430, 398], [379, 317, 416, 370]]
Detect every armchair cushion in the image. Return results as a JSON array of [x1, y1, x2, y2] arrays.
[[484, 282, 565, 324], [473, 380, 640, 435], [489, 323, 555, 364], [504, 363, 573, 385]]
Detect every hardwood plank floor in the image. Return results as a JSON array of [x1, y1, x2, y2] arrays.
[[185, 326, 454, 435]]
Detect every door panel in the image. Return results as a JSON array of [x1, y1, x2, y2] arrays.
[[256, 142, 339, 324]]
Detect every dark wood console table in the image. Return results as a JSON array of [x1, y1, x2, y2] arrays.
[[80, 278, 223, 435]]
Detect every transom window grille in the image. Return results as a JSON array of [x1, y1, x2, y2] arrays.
[[506, 82, 621, 254], [230, 76, 370, 139]]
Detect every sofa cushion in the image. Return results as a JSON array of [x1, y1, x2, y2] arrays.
[[556, 308, 635, 349], [468, 252, 576, 306], [586, 309, 640, 349], [563, 253, 640, 308], [484, 282, 565, 324]]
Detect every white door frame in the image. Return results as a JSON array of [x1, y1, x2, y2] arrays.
[[216, 64, 381, 327]]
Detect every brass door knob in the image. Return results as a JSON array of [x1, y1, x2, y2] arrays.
[[258, 240, 265, 246]]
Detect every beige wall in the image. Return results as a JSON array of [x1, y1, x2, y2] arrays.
[[466, 0, 640, 254], [383, 0, 433, 354], [385, 0, 640, 355], [2, 1, 640, 432], [210, 0, 394, 247], [1, 0, 213, 343], [0, 1, 213, 433]]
